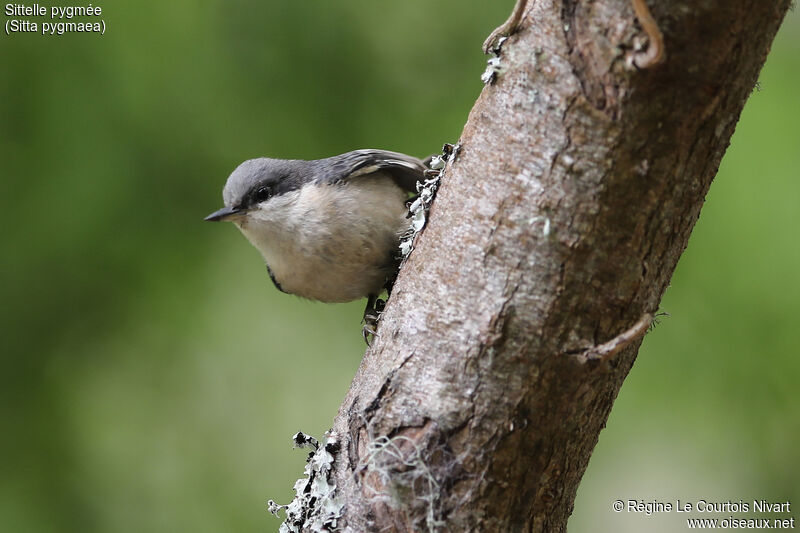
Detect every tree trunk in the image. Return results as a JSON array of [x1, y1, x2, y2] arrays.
[[321, 1, 790, 531]]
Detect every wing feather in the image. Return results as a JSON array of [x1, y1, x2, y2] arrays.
[[314, 149, 426, 192]]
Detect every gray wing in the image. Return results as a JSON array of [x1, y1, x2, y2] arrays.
[[313, 149, 426, 193]]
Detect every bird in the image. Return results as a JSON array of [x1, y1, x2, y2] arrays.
[[205, 149, 427, 340]]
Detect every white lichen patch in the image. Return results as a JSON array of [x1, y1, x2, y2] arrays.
[[360, 434, 444, 533], [400, 143, 461, 259], [481, 36, 508, 84], [268, 431, 344, 533], [529, 215, 551, 237], [481, 57, 503, 84]]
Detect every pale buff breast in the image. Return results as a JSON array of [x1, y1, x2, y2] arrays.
[[235, 173, 409, 302]]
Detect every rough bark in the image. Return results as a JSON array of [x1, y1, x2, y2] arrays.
[[327, 1, 791, 531]]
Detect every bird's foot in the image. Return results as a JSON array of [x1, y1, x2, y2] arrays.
[[362, 297, 386, 346]]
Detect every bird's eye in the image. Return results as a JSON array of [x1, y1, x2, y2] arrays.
[[254, 186, 272, 202]]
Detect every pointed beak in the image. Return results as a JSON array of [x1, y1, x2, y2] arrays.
[[204, 206, 243, 222]]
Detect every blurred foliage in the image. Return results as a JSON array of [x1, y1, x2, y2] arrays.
[[0, 2, 797, 532]]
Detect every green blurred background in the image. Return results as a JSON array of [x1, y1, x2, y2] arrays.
[[1, 2, 797, 532]]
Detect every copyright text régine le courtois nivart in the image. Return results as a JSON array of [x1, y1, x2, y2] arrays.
[[621, 499, 791, 516], [615, 499, 795, 528]]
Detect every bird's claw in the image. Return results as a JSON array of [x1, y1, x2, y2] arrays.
[[362, 298, 386, 346], [361, 322, 378, 346]]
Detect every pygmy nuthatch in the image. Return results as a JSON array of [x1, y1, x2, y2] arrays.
[[205, 149, 427, 334]]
